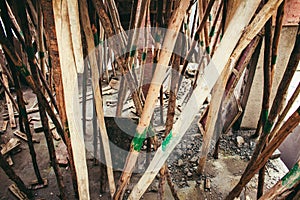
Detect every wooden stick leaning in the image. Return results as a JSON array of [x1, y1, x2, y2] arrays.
[[0, 153, 32, 198], [227, 21, 300, 200], [128, 1, 263, 199], [91, 0, 143, 116], [113, 1, 191, 199], [259, 162, 300, 199], [41, 0, 79, 196], [269, 82, 300, 139], [0, 1, 44, 185], [226, 105, 300, 200], [79, 0, 116, 197], [52, 0, 90, 198]]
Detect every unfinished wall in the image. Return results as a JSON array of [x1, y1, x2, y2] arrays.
[[241, 26, 298, 129]]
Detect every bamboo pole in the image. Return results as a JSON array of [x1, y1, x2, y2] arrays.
[[128, 1, 262, 199], [259, 160, 300, 200], [40, 0, 79, 196], [227, 22, 300, 200], [0, 153, 32, 198], [227, 105, 300, 200], [79, 0, 116, 196], [113, 2, 190, 199]]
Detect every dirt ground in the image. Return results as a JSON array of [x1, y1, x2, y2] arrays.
[[0, 81, 288, 200]]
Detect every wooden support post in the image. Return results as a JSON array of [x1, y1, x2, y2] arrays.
[[159, 86, 164, 125], [82, 61, 88, 135], [179, 0, 216, 88], [128, 1, 262, 199], [0, 153, 32, 198], [227, 22, 300, 200], [202, 0, 211, 54], [271, 0, 285, 83], [209, 1, 223, 43], [41, 0, 79, 197], [158, 38, 181, 200], [0, 74, 19, 112], [52, 0, 90, 198], [269, 82, 300, 139], [0, 0, 44, 185], [259, 160, 300, 200], [35, 72, 67, 199], [114, 2, 190, 198], [227, 106, 300, 200], [197, 57, 235, 174], [79, 0, 116, 196], [92, 97, 98, 165]]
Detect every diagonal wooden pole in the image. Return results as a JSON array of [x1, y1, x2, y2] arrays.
[[259, 160, 300, 200], [227, 22, 300, 200], [128, 1, 263, 199], [52, 0, 90, 198], [227, 105, 300, 200], [40, 0, 79, 196], [0, 153, 32, 198], [79, 0, 116, 197], [113, 2, 190, 199]]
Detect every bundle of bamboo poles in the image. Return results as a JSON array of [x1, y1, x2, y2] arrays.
[[0, 0, 299, 200]]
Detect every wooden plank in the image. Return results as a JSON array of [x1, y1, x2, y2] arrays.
[[1, 71, 16, 128], [66, 0, 84, 73], [0, 120, 8, 133], [14, 130, 40, 143], [222, 93, 242, 134], [9, 184, 29, 200], [6, 155, 13, 166], [1, 138, 21, 155], [53, 0, 89, 199], [128, 1, 262, 198]]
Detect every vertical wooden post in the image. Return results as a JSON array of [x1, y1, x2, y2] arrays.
[[41, 0, 79, 197], [1, 68, 16, 128], [79, 0, 116, 196], [52, 0, 90, 198]]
